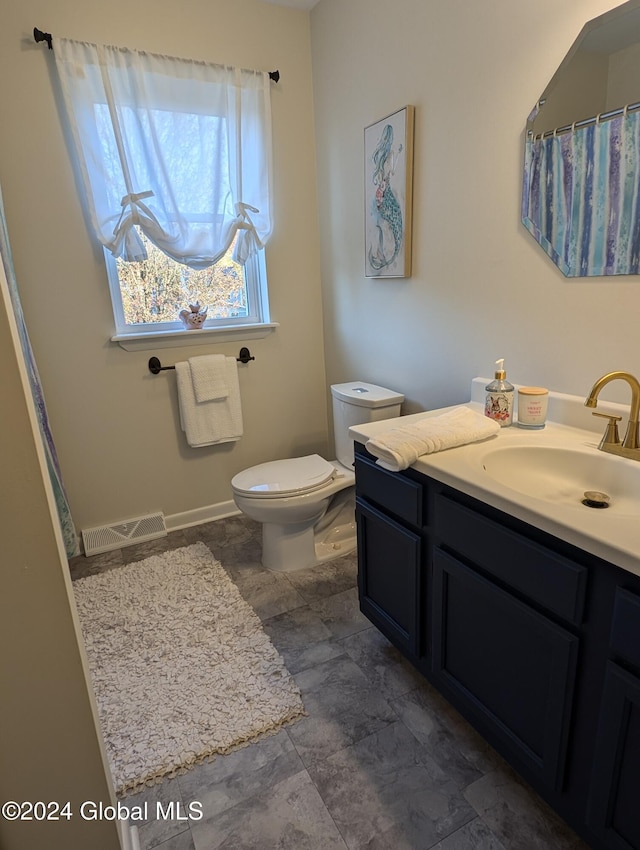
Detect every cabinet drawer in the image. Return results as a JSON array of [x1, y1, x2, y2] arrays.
[[434, 494, 587, 624], [355, 454, 423, 527], [610, 587, 640, 671]]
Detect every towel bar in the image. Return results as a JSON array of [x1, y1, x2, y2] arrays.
[[149, 347, 254, 374]]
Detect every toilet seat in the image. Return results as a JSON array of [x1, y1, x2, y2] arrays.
[[231, 454, 337, 499]]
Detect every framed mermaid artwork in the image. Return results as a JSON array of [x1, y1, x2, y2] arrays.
[[364, 105, 414, 278]]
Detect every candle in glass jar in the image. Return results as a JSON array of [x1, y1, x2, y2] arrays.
[[517, 387, 549, 428]]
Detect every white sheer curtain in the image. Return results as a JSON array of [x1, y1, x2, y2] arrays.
[[54, 38, 273, 267]]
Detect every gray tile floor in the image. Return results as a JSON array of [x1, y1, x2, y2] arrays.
[[69, 515, 590, 850]]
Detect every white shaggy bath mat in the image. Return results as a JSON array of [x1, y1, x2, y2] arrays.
[[73, 542, 305, 795]]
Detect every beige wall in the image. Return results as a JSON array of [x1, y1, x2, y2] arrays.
[[0, 267, 120, 849], [311, 0, 639, 418], [0, 0, 326, 533]]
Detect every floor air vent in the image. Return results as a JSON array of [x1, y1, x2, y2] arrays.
[[81, 512, 167, 556]]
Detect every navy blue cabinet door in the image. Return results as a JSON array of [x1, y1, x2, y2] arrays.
[[431, 548, 579, 791], [588, 662, 640, 850], [355, 497, 422, 656]]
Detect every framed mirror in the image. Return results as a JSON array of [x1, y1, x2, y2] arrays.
[[522, 1, 640, 276]]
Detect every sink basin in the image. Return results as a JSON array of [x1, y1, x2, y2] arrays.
[[480, 445, 640, 515]]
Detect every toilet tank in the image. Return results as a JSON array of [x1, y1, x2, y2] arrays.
[[331, 382, 404, 468]]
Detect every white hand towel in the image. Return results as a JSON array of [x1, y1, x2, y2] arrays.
[[189, 354, 228, 402], [176, 357, 243, 448], [365, 407, 500, 472]]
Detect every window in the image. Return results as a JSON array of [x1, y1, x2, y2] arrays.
[[106, 228, 270, 336], [53, 38, 274, 341]]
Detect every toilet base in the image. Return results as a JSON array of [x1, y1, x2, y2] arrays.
[[314, 519, 357, 565], [261, 489, 356, 572], [262, 523, 356, 572]]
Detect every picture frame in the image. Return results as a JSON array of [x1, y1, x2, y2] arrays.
[[364, 105, 414, 278]]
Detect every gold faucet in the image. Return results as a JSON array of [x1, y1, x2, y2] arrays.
[[585, 371, 640, 459]]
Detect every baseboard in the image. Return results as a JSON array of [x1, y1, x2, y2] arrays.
[[165, 500, 241, 532], [75, 501, 241, 556]]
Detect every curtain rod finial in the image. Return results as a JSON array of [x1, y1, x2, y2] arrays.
[[33, 27, 53, 49], [269, 70, 280, 83]]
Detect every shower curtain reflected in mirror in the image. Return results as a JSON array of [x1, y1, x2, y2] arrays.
[[522, 108, 640, 276], [0, 183, 79, 557]]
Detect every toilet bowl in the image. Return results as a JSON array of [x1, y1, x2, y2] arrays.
[[232, 455, 356, 571], [231, 382, 404, 571]]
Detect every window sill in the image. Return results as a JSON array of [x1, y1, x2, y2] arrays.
[[112, 322, 279, 352]]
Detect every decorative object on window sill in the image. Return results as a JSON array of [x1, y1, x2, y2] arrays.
[[179, 303, 208, 330], [364, 105, 415, 279], [148, 348, 255, 374]]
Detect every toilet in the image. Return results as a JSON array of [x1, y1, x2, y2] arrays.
[[231, 381, 404, 571]]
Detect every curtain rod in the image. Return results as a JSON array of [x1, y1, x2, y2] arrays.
[[33, 28, 280, 82], [529, 100, 640, 141]]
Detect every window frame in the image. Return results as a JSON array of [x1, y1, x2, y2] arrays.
[[105, 240, 272, 341]]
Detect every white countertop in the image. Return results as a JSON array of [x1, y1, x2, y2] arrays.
[[350, 379, 640, 577]]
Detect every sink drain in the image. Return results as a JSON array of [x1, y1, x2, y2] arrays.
[[582, 490, 611, 509]]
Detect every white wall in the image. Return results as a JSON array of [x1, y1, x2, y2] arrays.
[[310, 0, 639, 418], [0, 0, 326, 533]]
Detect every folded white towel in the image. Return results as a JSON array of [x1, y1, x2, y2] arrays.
[[189, 354, 228, 402], [176, 357, 243, 448], [365, 407, 500, 472]]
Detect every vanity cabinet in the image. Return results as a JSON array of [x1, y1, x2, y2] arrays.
[[588, 589, 640, 850], [354, 454, 425, 658], [354, 441, 640, 850]]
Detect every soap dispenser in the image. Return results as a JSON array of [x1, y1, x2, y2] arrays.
[[485, 358, 514, 427]]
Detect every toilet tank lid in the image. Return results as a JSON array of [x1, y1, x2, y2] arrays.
[[331, 382, 404, 408]]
